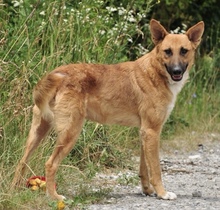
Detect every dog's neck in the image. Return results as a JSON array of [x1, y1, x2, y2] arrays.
[[168, 71, 189, 96], [166, 71, 189, 117]]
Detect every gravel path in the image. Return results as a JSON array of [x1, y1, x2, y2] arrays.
[[88, 139, 220, 210]]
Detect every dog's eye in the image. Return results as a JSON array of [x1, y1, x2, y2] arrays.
[[180, 47, 188, 56], [164, 49, 172, 56]]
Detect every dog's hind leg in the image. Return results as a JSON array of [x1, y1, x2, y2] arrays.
[[11, 105, 52, 188], [45, 98, 85, 200]]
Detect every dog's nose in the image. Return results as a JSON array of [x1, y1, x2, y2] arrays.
[[172, 66, 182, 75]]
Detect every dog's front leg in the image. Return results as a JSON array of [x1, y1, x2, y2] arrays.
[[139, 143, 155, 196], [140, 127, 177, 200]]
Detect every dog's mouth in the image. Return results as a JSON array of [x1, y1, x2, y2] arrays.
[[171, 74, 183, 81], [165, 63, 188, 82]]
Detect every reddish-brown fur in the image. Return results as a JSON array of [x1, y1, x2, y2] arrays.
[[12, 19, 204, 200]]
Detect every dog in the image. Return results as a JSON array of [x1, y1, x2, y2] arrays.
[[12, 19, 204, 200]]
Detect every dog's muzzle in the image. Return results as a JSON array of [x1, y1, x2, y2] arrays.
[[165, 63, 188, 81]]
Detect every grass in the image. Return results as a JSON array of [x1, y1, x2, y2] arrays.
[[0, 0, 220, 209]]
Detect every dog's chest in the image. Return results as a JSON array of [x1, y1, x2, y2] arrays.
[[167, 79, 186, 117]]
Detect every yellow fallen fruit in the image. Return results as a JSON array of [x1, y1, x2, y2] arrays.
[[39, 181, 46, 191], [29, 179, 37, 186], [31, 185, 39, 191], [39, 180, 46, 187], [57, 201, 65, 210], [35, 178, 42, 184]]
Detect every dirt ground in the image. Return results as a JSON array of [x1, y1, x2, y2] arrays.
[[88, 135, 220, 210]]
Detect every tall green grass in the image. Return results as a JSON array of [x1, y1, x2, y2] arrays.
[[0, 0, 152, 208], [0, 0, 219, 209]]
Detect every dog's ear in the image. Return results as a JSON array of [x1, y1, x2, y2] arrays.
[[186, 21, 205, 48], [150, 19, 169, 45]]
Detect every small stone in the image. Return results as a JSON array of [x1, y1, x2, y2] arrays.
[[188, 154, 201, 160], [192, 191, 202, 197]]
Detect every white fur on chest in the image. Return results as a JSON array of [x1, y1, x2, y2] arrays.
[[167, 72, 189, 116]]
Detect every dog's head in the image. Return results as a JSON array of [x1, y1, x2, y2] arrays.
[[150, 19, 204, 82]]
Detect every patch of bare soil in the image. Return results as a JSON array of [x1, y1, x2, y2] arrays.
[[88, 136, 220, 210]]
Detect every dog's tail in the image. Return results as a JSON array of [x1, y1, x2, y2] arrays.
[[33, 72, 64, 121]]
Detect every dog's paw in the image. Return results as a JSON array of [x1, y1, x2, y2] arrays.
[[58, 195, 66, 201], [46, 191, 66, 201], [158, 191, 177, 200], [142, 191, 157, 197], [142, 186, 155, 197]]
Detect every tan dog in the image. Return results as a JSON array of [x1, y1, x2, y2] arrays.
[[12, 19, 204, 200]]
